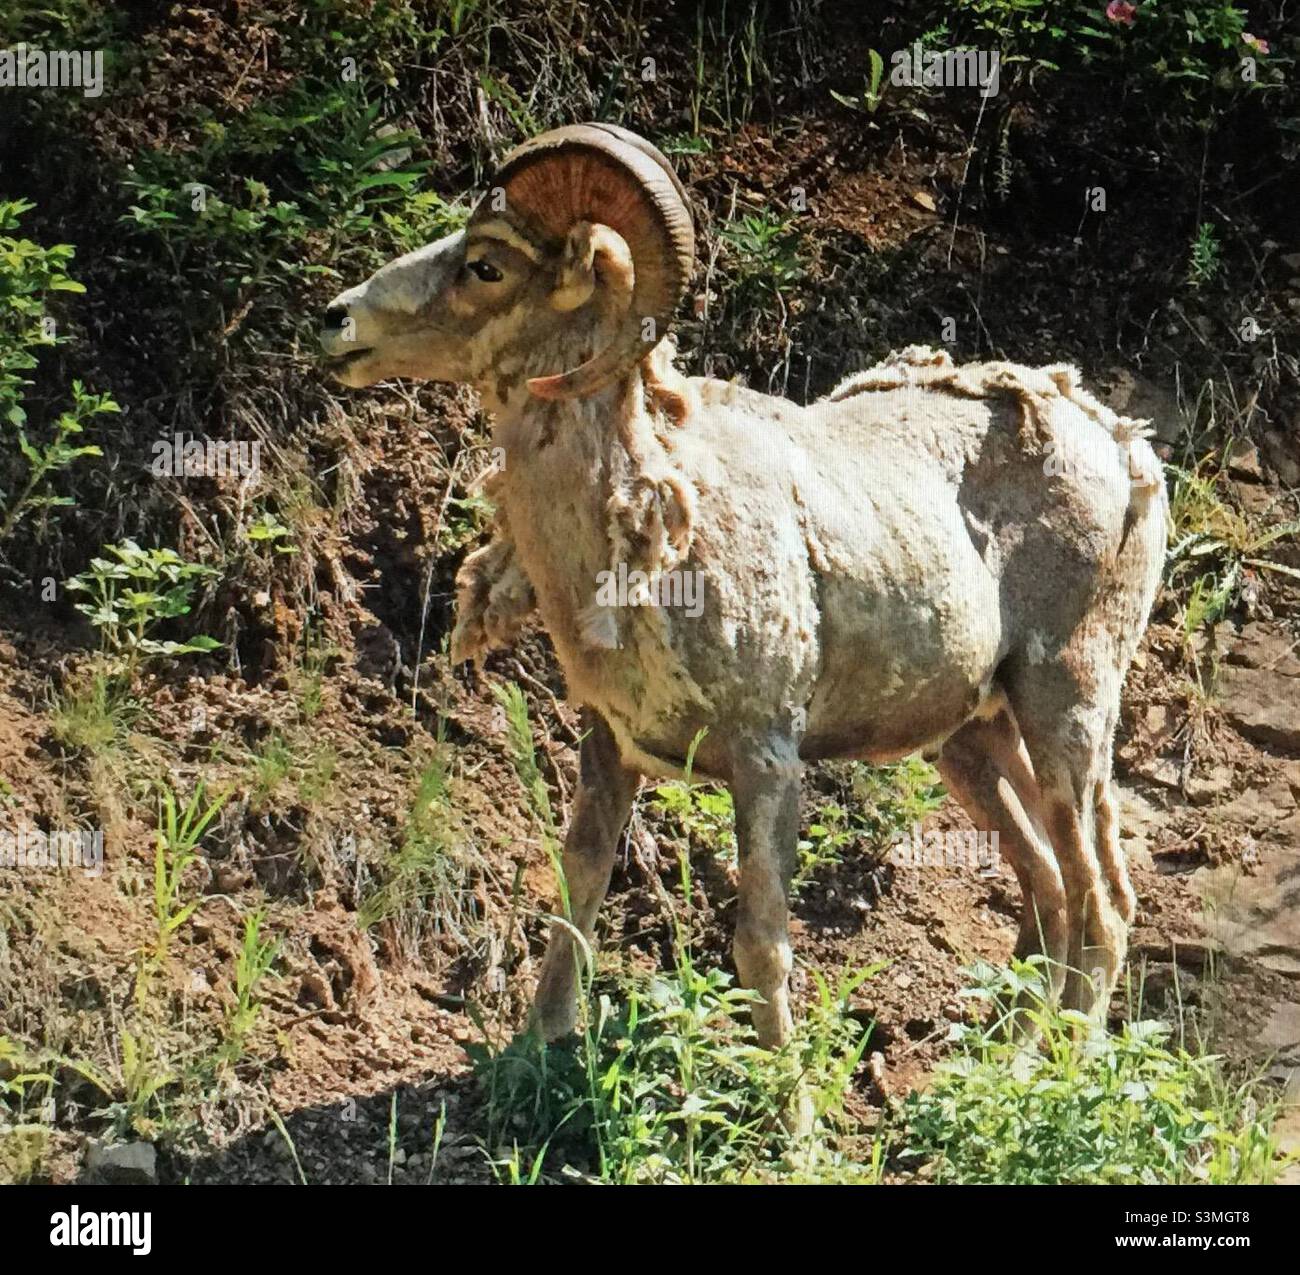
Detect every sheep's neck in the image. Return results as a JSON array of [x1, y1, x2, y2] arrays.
[[485, 370, 652, 688], [490, 374, 635, 573], [477, 307, 641, 549]]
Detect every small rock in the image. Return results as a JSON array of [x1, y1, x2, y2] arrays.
[[1283, 760, 1300, 806], [1260, 429, 1300, 486], [85, 1140, 157, 1185], [1131, 936, 1221, 973], [1134, 754, 1181, 790], [298, 970, 334, 1010], [1185, 768, 1232, 805], [1201, 846, 1300, 979], [1219, 664, 1300, 751], [1257, 1002, 1300, 1060], [910, 190, 937, 212], [866, 1051, 888, 1095], [1117, 786, 1164, 869], [1144, 703, 1178, 746], [1224, 622, 1300, 675], [1226, 439, 1263, 482], [1210, 779, 1298, 831], [1228, 480, 1275, 518], [1097, 369, 1190, 441]]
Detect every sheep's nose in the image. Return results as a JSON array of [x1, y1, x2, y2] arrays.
[[323, 303, 349, 331]]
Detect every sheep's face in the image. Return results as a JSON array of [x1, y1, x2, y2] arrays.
[[320, 220, 638, 398], [320, 226, 557, 390], [322, 124, 693, 400]]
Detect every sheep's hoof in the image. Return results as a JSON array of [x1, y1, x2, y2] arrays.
[[528, 995, 579, 1044], [449, 619, 485, 667], [782, 1088, 816, 1142]]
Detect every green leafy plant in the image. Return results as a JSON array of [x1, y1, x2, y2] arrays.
[[476, 729, 875, 1184], [440, 491, 494, 554], [494, 683, 563, 892], [219, 910, 279, 1069], [948, 0, 1280, 120], [245, 510, 298, 556], [473, 931, 875, 1184], [66, 541, 221, 677], [650, 781, 736, 866], [1167, 460, 1300, 648], [0, 199, 110, 546], [831, 48, 887, 114], [894, 958, 1284, 1184], [0, 1036, 56, 1183], [719, 210, 806, 300], [292, 617, 334, 724], [296, 744, 337, 805], [378, 190, 469, 256], [247, 733, 295, 812], [1180, 571, 1234, 650], [657, 133, 715, 157], [149, 780, 230, 966], [1187, 220, 1222, 288], [115, 83, 434, 363], [689, 0, 774, 133], [359, 744, 480, 949], [794, 802, 856, 892], [833, 758, 948, 850], [478, 71, 541, 139], [49, 668, 137, 756], [61, 1030, 176, 1141]]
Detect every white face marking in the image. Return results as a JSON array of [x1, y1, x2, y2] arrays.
[[364, 234, 464, 316], [467, 220, 544, 263]]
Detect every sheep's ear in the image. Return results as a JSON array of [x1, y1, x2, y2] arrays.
[[549, 222, 634, 312]]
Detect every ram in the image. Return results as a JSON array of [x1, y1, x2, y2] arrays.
[[321, 124, 1166, 1099]]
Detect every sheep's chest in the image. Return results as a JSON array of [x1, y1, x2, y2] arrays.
[[496, 390, 823, 777]]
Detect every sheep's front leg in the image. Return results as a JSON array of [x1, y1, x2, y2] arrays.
[[530, 709, 639, 1040], [731, 736, 802, 1050]]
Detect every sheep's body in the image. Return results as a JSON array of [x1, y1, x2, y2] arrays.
[[457, 341, 1166, 1060], [465, 346, 1163, 784], [322, 126, 1168, 1104]]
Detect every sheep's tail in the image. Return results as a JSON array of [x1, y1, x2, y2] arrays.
[[1042, 365, 1166, 550]]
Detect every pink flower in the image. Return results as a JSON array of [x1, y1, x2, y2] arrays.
[[1106, 1, 1137, 24], [1243, 33, 1270, 54]]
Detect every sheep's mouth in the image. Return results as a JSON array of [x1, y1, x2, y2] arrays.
[[324, 347, 373, 370]]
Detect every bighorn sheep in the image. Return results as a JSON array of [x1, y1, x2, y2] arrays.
[[321, 123, 1167, 1061]]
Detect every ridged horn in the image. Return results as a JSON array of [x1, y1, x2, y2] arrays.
[[472, 123, 694, 400]]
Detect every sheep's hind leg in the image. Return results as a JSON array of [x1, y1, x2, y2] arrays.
[[530, 709, 639, 1041], [937, 706, 1069, 1019], [1095, 775, 1137, 931], [1008, 662, 1131, 1020]]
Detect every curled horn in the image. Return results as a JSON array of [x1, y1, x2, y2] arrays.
[[472, 123, 694, 400]]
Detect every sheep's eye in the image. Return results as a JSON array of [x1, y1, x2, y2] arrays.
[[467, 259, 503, 283]]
